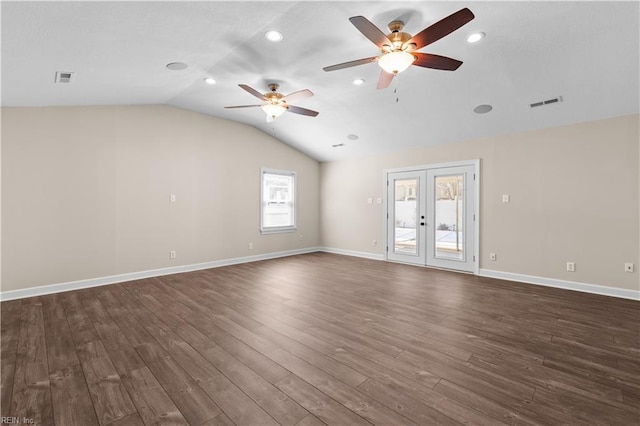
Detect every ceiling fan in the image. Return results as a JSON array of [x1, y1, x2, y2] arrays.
[[225, 84, 319, 122], [323, 8, 475, 89]]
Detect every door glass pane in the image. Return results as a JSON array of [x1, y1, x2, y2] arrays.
[[434, 174, 464, 260], [394, 178, 417, 254]]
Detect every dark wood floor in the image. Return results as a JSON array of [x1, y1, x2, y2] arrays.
[[1, 253, 639, 425]]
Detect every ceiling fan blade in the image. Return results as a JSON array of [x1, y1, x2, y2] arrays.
[[282, 89, 313, 103], [323, 56, 378, 72], [349, 16, 393, 48], [224, 105, 262, 109], [404, 8, 474, 50], [287, 105, 319, 117], [377, 70, 395, 89], [238, 84, 266, 100], [412, 53, 462, 71]]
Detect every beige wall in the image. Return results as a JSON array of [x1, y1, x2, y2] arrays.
[[320, 115, 640, 292], [2, 105, 320, 292], [2, 107, 638, 295]]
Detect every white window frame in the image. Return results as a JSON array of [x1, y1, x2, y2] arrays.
[[260, 168, 297, 234]]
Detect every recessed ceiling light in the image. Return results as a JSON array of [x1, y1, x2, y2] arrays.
[[347, 134, 359, 140], [467, 32, 485, 43], [473, 104, 493, 114], [166, 62, 188, 71], [353, 78, 365, 86], [265, 30, 283, 42], [203, 77, 216, 85]]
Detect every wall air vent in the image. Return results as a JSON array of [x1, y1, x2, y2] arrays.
[[55, 72, 74, 83], [530, 96, 562, 108]]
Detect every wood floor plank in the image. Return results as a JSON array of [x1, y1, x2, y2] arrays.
[[307, 325, 443, 388], [11, 301, 54, 425], [1, 300, 22, 362], [198, 375, 279, 426], [356, 377, 464, 425], [253, 324, 368, 388], [1, 299, 22, 415], [80, 356, 137, 425], [467, 352, 625, 405], [121, 367, 188, 426], [2, 253, 638, 425], [1, 361, 16, 416], [60, 289, 136, 425], [107, 412, 145, 426], [201, 343, 308, 425], [294, 414, 326, 426], [433, 378, 557, 426], [275, 374, 370, 426], [145, 357, 221, 425], [267, 347, 417, 425], [396, 348, 535, 405], [200, 412, 236, 426], [48, 364, 99, 426]]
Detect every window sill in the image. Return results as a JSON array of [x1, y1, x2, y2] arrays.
[[260, 227, 297, 235]]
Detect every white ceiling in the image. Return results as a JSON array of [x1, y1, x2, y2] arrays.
[[2, 1, 639, 162]]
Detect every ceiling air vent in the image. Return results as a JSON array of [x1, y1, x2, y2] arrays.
[[530, 96, 562, 108], [55, 72, 74, 83]]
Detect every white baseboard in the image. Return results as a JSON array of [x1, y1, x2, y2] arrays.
[[3, 250, 636, 302], [479, 269, 640, 301], [319, 247, 385, 261], [0, 247, 322, 301]]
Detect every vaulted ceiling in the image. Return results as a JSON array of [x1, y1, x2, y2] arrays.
[[2, 1, 638, 161]]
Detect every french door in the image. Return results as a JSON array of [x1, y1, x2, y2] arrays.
[[386, 163, 476, 272]]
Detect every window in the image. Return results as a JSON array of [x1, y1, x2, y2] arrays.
[[261, 168, 296, 234]]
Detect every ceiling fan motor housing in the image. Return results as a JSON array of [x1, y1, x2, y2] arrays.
[[386, 21, 412, 51], [265, 85, 285, 105]]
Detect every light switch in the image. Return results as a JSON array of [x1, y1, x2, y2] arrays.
[[367, 198, 373, 204], [170, 194, 176, 203], [502, 194, 510, 203], [376, 197, 382, 204]]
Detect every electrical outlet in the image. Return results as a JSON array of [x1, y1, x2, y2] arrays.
[[169, 250, 176, 259], [248, 242, 253, 250], [490, 253, 497, 261], [170, 194, 176, 203], [625, 263, 634, 272], [566, 262, 575, 272]]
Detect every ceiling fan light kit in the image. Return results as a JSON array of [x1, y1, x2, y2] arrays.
[[377, 50, 415, 74], [322, 8, 474, 89], [261, 103, 286, 119]]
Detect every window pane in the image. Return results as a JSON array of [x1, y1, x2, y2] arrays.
[[261, 170, 296, 232], [434, 174, 464, 260], [394, 178, 417, 254]]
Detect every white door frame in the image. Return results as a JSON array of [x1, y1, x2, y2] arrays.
[[383, 159, 480, 274]]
